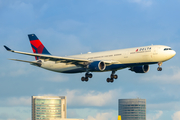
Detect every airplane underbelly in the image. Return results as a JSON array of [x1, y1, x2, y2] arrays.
[[40, 61, 85, 73]]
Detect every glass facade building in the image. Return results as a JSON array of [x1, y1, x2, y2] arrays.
[[32, 96, 66, 120], [118, 98, 146, 120]]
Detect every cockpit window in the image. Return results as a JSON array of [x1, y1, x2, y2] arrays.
[[164, 48, 172, 51]]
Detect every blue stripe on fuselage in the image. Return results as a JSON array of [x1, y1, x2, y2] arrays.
[[61, 62, 158, 73], [61, 68, 86, 73]]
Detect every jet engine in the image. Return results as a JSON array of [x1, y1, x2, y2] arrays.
[[130, 65, 149, 73], [88, 61, 106, 71]]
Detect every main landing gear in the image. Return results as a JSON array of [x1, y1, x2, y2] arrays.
[[81, 70, 118, 83], [157, 62, 163, 71], [106, 71, 118, 83], [81, 72, 93, 82]]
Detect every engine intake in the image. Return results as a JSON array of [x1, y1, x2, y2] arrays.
[[88, 61, 106, 71], [130, 65, 149, 73]]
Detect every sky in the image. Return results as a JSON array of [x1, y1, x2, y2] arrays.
[[1, 0, 180, 120]]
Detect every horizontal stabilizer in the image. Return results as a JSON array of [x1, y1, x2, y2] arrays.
[[9, 59, 41, 66]]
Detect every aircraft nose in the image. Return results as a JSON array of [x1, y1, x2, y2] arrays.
[[172, 50, 176, 56], [171, 50, 176, 57]]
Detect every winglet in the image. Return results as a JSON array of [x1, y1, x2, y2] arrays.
[[4, 45, 12, 51]]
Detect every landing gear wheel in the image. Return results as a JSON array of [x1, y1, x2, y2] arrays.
[[89, 73, 93, 78], [107, 71, 117, 83], [82, 72, 92, 82], [106, 78, 114, 83], [81, 77, 85, 81], [110, 78, 114, 83], [157, 67, 162, 71], [107, 78, 110, 83], [157, 62, 163, 71], [110, 74, 118, 79], [114, 75, 118, 79], [86, 73, 93, 78], [84, 77, 88, 82]]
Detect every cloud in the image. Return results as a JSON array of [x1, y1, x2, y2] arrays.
[[0, 97, 31, 107], [9, 69, 28, 77], [65, 89, 139, 108], [147, 111, 163, 120], [86, 112, 116, 120], [66, 89, 115, 107], [0, 106, 30, 120], [172, 111, 180, 120], [152, 111, 163, 120], [41, 89, 139, 108], [128, 0, 153, 6], [7, 97, 31, 106], [45, 74, 69, 82], [0, 112, 20, 120], [147, 102, 180, 111], [67, 110, 80, 118], [0, 63, 34, 77]]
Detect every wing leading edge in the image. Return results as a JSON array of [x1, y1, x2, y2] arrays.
[[4, 45, 118, 66]]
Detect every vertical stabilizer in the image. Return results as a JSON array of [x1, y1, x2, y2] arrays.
[[28, 34, 51, 60]]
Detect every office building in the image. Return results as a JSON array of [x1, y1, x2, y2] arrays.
[[32, 96, 67, 120], [118, 98, 146, 120]]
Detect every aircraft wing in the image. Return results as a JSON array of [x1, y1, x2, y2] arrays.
[[4, 46, 118, 66]]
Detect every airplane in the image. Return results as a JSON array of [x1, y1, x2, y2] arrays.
[[4, 34, 176, 83]]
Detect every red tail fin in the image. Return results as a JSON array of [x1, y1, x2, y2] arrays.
[[28, 34, 51, 60]]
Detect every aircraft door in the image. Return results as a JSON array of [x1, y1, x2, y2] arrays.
[[153, 47, 158, 55], [124, 51, 129, 58], [152, 47, 160, 61]]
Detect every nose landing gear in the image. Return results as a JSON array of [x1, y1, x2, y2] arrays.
[[157, 62, 163, 71]]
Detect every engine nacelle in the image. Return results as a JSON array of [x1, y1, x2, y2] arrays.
[[130, 65, 149, 73], [88, 61, 106, 71]]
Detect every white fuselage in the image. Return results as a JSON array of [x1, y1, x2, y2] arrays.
[[38, 45, 176, 73]]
